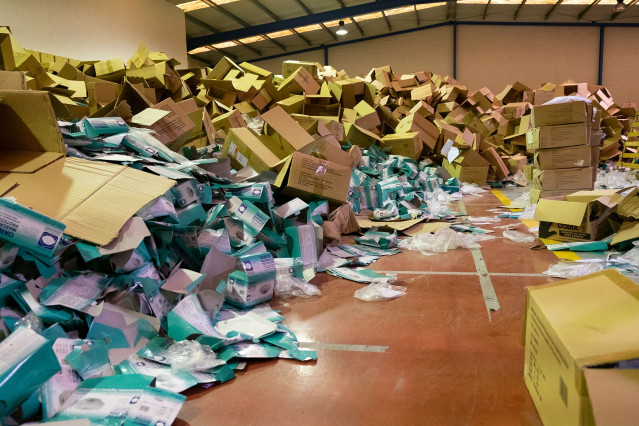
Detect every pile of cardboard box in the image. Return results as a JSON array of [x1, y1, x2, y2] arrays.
[[527, 99, 601, 203], [4, 25, 639, 424]]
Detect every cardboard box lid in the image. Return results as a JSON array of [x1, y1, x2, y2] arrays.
[[527, 269, 639, 367], [535, 199, 588, 226], [585, 369, 639, 426], [565, 189, 621, 203], [4, 157, 175, 246], [261, 105, 314, 151], [0, 90, 65, 173]]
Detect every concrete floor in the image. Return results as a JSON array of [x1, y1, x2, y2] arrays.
[[177, 188, 562, 426]]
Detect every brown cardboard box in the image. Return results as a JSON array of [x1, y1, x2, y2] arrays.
[[396, 113, 440, 151], [344, 123, 383, 148], [275, 151, 351, 203], [262, 105, 315, 154], [130, 98, 195, 150], [534, 195, 614, 241], [0, 91, 173, 245], [529, 188, 590, 204], [282, 60, 319, 79], [523, 270, 639, 425], [534, 145, 592, 170], [299, 136, 357, 168], [526, 122, 589, 151], [481, 148, 510, 179], [0, 71, 26, 90], [533, 167, 593, 191], [381, 132, 422, 161], [532, 101, 588, 127], [442, 159, 489, 186], [222, 127, 287, 173], [278, 66, 320, 96]]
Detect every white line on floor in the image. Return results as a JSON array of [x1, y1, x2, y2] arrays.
[[298, 342, 389, 353], [458, 199, 501, 319], [372, 270, 547, 277]]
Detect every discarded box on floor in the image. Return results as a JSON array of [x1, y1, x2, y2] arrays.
[[534, 195, 615, 242], [523, 269, 639, 425]]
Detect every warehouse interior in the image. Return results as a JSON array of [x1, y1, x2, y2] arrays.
[[2, 0, 639, 425]]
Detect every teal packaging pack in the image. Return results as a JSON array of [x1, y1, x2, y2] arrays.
[[0, 198, 66, 258]]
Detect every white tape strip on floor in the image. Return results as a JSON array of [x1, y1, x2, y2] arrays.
[[374, 271, 546, 277], [458, 199, 501, 319], [298, 342, 389, 353]]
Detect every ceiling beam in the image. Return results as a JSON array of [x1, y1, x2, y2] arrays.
[[187, 0, 453, 50], [235, 40, 261, 56], [294, 0, 338, 41], [577, 0, 600, 20], [514, 0, 527, 20], [185, 14, 220, 34], [545, 0, 563, 20], [381, 10, 392, 31], [447, 0, 458, 20], [248, 0, 310, 45], [187, 53, 214, 66], [611, 0, 639, 20], [336, 0, 365, 36], [482, 0, 491, 20], [184, 15, 242, 60]]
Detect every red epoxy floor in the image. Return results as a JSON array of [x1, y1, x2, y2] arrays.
[[178, 190, 560, 426]]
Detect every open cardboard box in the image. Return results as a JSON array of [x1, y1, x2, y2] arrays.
[[534, 189, 618, 242], [274, 151, 351, 204], [0, 90, 174, 246], [221, 127, 288, 173], [523, 269, 639, 425]]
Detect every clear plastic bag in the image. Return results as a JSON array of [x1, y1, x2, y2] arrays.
[[595, 168, 638, 189], [166, 340, 222, 373], [503, 230, 536, 243], [542, 261, 604, 279], [456, 233, 496, 248], [461, 182, 488, 195], [15, 312, 43, 332], [398, 227, 495, 254], [519, 204, 537, 220], [274, 273, 321, 299], [243, 114, 264, 135], [398, 227, 459, 255], [354, 282, 407, 301], [614, 241, 639, 267]]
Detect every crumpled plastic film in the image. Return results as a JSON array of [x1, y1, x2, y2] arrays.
[[398, 227, 460, 255], [166, 340, 223, 373], [456, 232, 496, 248], [614, 241, 639, 266], [503, 230, 536, 243], [542, 261, 605, 279], [461, 182, 488, 195], [595, 168, 638, 190], [398, 227, 496, 255], [354, 282, 407, 301], [274, 273, 321, 299], [519, 204, 536, 220], [15, 312, 43, 332], [243, 114, 265, 135]]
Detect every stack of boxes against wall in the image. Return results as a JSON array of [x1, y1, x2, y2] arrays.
[[527, 98, 601, 203]]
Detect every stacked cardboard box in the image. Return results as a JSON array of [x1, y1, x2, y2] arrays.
[[527, 100, 600, 203]]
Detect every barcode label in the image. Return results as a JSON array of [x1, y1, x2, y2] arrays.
[[559, 376, 568, 407]]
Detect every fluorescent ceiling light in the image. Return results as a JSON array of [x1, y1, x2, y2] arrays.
[[336, 20, 348, 35]]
